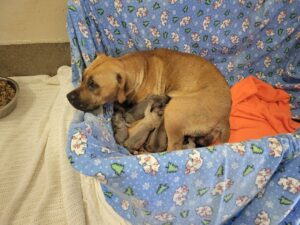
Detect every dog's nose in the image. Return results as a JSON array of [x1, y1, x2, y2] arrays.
[[67, 91, 79, 103]]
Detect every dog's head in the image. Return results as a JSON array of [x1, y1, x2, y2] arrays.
[[67, 53, 127, 111]]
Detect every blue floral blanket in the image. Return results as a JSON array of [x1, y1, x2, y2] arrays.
[[66, 0, 300, 224]]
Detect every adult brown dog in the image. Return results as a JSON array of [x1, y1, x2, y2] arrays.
[[67, 49, 231, 151]]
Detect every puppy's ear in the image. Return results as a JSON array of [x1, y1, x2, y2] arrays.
[[116, 73, 126, 103]]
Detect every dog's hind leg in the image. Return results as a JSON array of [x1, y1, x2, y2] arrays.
[[219, 120, 230, 143], [164, 116, 184, 151]]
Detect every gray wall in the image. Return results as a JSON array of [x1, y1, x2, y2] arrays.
[[0, 0, 71, 76]]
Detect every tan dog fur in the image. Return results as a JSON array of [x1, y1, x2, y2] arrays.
[[67, 49, 232, 151]]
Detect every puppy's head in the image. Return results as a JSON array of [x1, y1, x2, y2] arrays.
[[67, 53, 127, 111]]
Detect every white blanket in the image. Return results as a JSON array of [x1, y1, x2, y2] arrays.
[[0, 66, 130, 225]]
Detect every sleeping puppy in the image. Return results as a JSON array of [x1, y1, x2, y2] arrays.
[[67, 49, 232, 151], [124, 98, 165, 154], [145, 120, 167, 153], [112, 95, 170, 150], [124, 95, 170, 123], [111, 110, 128, 145], [124, 95, 170, 153]]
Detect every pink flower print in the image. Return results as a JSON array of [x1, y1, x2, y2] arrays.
[[256, 168, 272, 189], [276, 68, 284, 76], [161, 10, 169, 26], [127, 39, 134, 48], [220, 19, 231, 29], [114, 0, 122, 14], [168, 0, 177, 4], [213, 0, 223, 9], [132, 199, 148, 208], [184, 44, 191, 53], [239, 0, 246, 5], [211, 35, 219, 45], [144, 39, 152, 49], [236, 196, 250, 207], [268, 138, 283, 158], [287, 27, 295, 35], [191, 32, 200, 42], [227, 62, 234, 72], [196, 206, 213, 217], [222, 47, 229, 54], [266, 29, 274, 37], [71, 131, 87, 155], [230, 143, 246, 156], [212, 179, 233, 195], [254, 0, 265, 11], [88, 12, 97, 24], [180, 16, 191, 27], [95, 172, 107, 184], [237, 75, 245, 81], [256, 72, 266, 80], [78, 21, 89, 38], [242, 18, 250, 32], [275, 82, 283, 89], [95, 32, 101, 45], [256, 40, 264, 50], [259, 19, 270, 29], [129, 23, 139, 34], [173, 185, 189, 206], [200, 49, 208, 57], [104, 29, 114, 42], [154, 212, 175, 222], [82, 53, 91, 63], [185, 150, 203, 174], [254, 211, 271, 225], [264, 57, 272, 68], [107, 15, 119, 27], [137, 155, 160, 175], [73, 0, 80, 5], [171, 32, 180, 43], [278, 177, 300, 194], [136, 7, 148, 17], [89, 0, 98, 4], [203, 16, 211, 30], [121, 200, 129, 210], [230, 35, 239, 44], [150, 27, 160, 37], [266, 29, 274, 36], [277, 11, 286, 24], [296, 32, 300, 40]]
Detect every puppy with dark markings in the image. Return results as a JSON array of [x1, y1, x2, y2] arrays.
[[182, 137, 196, 149], [111, 95, 170, 153], [67, 49, 232, 151], [124, 98, 167, 154], [124, 95, 170, 123]]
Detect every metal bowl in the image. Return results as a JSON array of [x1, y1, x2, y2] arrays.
[[0, 77, 19, 118]]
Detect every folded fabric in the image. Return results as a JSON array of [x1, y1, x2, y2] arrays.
[[229, 76, 300, 143]]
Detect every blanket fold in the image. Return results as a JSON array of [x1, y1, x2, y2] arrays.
[[230, 76, 300, 143]]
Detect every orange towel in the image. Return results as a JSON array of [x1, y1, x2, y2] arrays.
[[229, 76, 300, 143]]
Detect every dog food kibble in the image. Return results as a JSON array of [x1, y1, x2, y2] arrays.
[[0, 80, 16, 107]]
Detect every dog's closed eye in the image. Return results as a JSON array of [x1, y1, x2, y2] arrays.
[[87, 77, 99, 91]]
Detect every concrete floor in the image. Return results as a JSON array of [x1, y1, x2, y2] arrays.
[[0, 43, 70, 77]]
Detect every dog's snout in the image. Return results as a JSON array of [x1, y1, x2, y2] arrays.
[[67, 91, 79, 102]]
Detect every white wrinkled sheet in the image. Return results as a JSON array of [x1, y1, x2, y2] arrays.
[[0, 66, 130, 225]]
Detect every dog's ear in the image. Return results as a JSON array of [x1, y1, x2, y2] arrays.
[[116, 73, 126, 103], [96, 52, 108, 60]]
